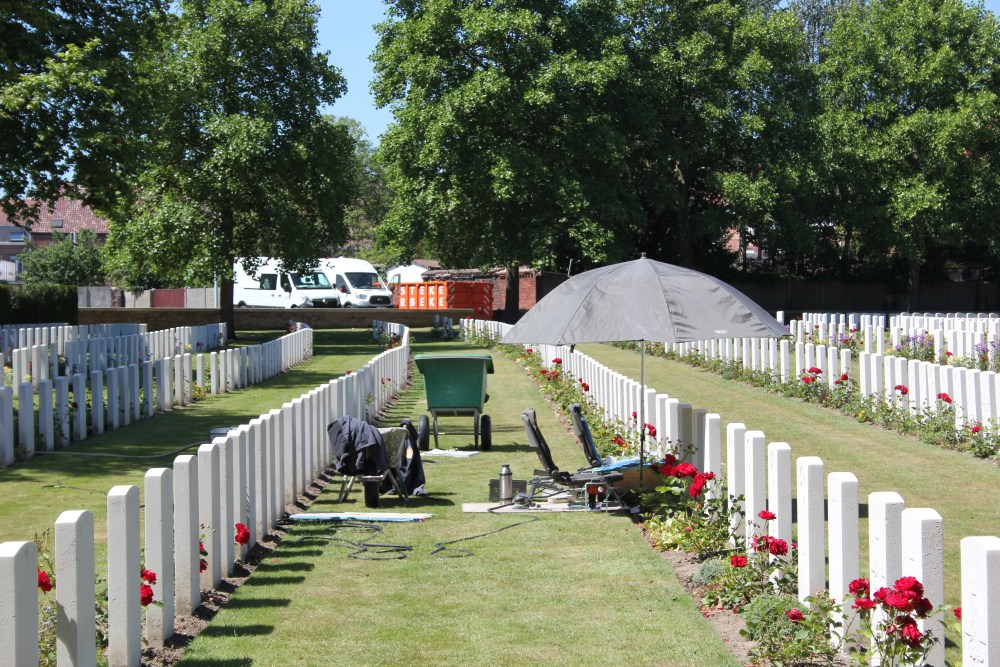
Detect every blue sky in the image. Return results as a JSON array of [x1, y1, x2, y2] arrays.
[[316, 0, 1000, 145]]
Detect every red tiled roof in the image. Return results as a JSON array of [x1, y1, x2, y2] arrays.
[[0, 198, 109, 234]]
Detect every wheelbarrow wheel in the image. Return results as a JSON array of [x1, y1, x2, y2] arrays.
[[480, 414, 492, 451], [417, 415, 430, 451], [363, 481, 380, 508]]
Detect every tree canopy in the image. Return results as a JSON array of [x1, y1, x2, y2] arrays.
[[0, 1, 163, 224], [101, 0, 356, 333], [19, 229, 106, 285]]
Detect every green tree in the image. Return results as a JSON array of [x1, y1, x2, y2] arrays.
[[19, 230, 106, 286], [373, 0, 817, 311], [603, 0, 817, 272], [0, 1, 163, 224], [818, 0, 1000, 300], [102, 0, 356, 335], [373, 0, 622, 319]]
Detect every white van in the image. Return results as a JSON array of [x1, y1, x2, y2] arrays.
[[233, 258, 341, 308], [321, 257, 393, 308]]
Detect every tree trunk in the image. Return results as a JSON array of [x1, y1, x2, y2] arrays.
[[906, 259, 920, 312], [503, 264, 520, 324], [220, 205, 237, 340], [674, 160, 694, 268]]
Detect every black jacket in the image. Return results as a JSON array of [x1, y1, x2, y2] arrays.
[[328, 415, 389, 476]]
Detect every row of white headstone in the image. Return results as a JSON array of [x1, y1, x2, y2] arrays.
[[0, 326, 315, 468], [0, 322, 411, 667], [467, 317, 1000, 667], [2, 323, 226, 389]]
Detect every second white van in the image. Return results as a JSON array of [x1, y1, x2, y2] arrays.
[[322, 257, 393, 308]]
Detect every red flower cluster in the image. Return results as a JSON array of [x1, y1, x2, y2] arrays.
[[658, 455, 715, 497], [578, 378, 590, 392], [141, 568, 157, 585], [834, 373, 849, 386], [785, 608, 804, 623], [730, 554, 748, 568], [235, 523, 251, 546], [970, 423, 982, 434], [802, 375, 815, 384], [37, 567, 53, 593], [851, 576, 934, 648], [937, 392, 952, 404], [808, 367, 823, 374], [612, 435, 627, 449], [140, 584, 154, 607], [643, 423, 656, 438], [752, 534, 789, 556], [552, 357, 562, 365], [895, 384, 909, 396]]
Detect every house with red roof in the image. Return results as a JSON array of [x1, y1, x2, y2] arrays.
[[0, 198, 110, 272]]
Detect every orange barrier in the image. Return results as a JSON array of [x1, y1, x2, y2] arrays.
[[396, 281, 493, 319]]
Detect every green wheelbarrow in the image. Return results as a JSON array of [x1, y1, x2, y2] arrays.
[[413, 353, 494, 450]]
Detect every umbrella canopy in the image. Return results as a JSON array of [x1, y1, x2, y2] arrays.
[[500, 256, 787, 346]]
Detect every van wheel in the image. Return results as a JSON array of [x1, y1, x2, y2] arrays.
[[237, 301, 247, 308], [343, 303, 352, 308], [290, 305, 297, 308]]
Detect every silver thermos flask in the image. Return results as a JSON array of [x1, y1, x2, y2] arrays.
[[499, 464, 513, 502]]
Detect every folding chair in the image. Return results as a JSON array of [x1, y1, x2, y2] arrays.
[[569, 403, 605, 468], [521, 409, 625, 507]]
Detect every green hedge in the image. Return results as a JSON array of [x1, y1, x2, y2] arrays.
[[1, 284, 78, 325]]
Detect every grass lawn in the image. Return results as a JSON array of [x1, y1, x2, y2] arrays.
[[173, 333, 741, 667]]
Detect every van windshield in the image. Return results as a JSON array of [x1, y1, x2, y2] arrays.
[[290, 272, 332, 289], [346, 272, 383, 290]]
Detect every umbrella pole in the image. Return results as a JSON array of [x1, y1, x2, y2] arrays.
[[639, 339, 645, 492]]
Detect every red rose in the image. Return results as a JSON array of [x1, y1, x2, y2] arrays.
[[802, 376, 813, 384], [970, 424, 982, 434], [200, 559, 208, 573], [672, 462, 698, 478], [913, 596, 933, 618], [235, 523, 251, 546], [853, 597, 877, 610], [808, 367, 822, 374], [140, 568, 157, 585], [872, 587, 891, 602], [730, 554, 748, 568], [885, 591, 913, 611], [785, 608, 804, 623], [581, 383, 590, 392], [758, 510, 776, 521], [899, 620, 923, 647], [946, 351, 954, 357], [140, 584, 154, 606], [525, 348, 533, 354], [662, 454, 677, 467], [768, 538, 789, 557], [199, 542, 208, 556], [38, 568, 53, 593], [645, 424, 657, 437], [937, 393, 953, 404], [895, 576, 924, 597], [553, 357, 562, 365], [848, 578, 870, 596], [841, 373, 849, 381], [954, 607, 962, 621], [895, 384, 909, 395], [688, 477, 706, 497]]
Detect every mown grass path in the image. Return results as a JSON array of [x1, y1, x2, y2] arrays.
[[175, 334, 741, 667]]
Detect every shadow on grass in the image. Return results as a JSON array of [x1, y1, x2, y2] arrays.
[[200, 624, 274, 638], [239, 575, 305, 586], [263, 561, 315, 572], [178, 659, 252, 667], [225, 597, 292, 609]]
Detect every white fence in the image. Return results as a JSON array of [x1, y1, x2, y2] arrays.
[[464, 317, 1000, 667], [0, 321, 410, 666]]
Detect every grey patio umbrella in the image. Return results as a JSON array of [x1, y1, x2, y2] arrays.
[[500, 255, 787, 484]]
